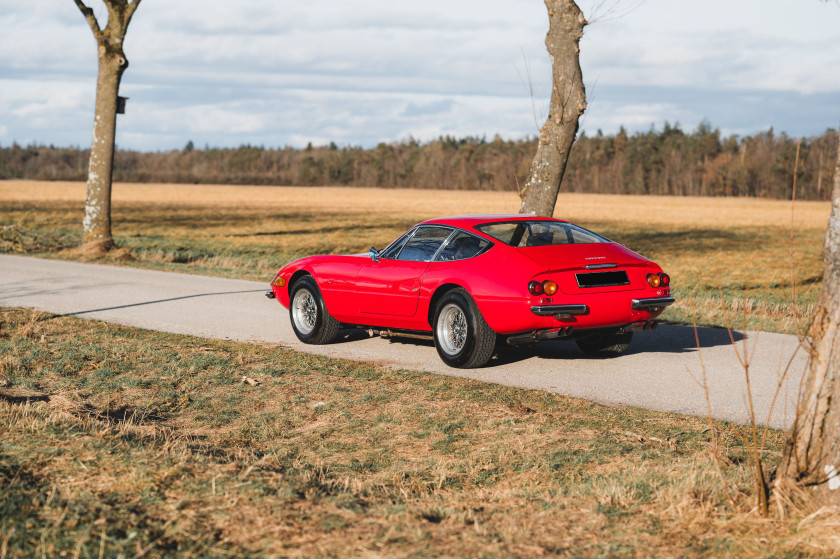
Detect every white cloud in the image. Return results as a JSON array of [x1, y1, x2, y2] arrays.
[[581, 0, 840, 94], [0, 0, 837, 150]]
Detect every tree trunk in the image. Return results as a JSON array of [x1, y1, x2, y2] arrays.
[[83, 52, 126, 247], [74, 0, 140, 250], [779, 129, 840, 505], [519, 0, 586, 217]]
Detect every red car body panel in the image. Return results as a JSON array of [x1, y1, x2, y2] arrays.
[[270, 215, 672, 336], [355, 259, 427, 317]]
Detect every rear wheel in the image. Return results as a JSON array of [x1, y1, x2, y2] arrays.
[[289, 276, 340, 344], [433, 289, 496, 368], [576, 331, 633, 358]]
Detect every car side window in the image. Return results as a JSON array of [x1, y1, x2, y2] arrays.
[[476, 221, 608, 247], [522, 223, 556, 247], [435, 231, 491, 262], [380, 231, 412, 260], [397, 226, 452, 262]]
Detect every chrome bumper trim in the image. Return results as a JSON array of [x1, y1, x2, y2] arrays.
[[631, 296, 675, 310], [530, 304, 589, 317]]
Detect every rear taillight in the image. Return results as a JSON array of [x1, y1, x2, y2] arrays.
[[529, 279, 558, 296], [647, 272, 669, 288]]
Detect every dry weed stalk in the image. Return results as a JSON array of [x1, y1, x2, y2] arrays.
[[720, 298, 771, 516], [698, 143, 813, 519], [18, 310, 47, 340], [685, 297, 737, 509], [712, 276, 809, 519], [788, 139, 803, 334]]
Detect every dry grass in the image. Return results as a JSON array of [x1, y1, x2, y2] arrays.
[[2, 179, 830, 227], [1, 307, 837, 557], [1, 180, 831, 333]]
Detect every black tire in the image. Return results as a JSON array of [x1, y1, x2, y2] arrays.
[[433, 288, 496, 368], [289, 276, 340, 344], [576, 331, 633, 358]]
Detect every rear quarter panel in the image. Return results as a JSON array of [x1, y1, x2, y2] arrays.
[[420, 247, 546, 333], [420, 244, 671, 335]]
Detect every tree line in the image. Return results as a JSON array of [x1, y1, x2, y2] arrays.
[[2, 123, 836, 200]]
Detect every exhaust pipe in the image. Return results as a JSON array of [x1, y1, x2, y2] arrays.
[[621, 320, 658, 333], [506, 326, 574, 346]]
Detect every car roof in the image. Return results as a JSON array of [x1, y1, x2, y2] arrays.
[[420, 214, 569, 229]]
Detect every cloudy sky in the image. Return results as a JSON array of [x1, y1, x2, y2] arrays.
[[1, 0, 838, 151]]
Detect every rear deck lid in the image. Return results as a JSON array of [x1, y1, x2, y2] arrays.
[[518, 243, 651, 294]]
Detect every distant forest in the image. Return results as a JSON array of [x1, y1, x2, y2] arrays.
[[2, 123, 837, 200]]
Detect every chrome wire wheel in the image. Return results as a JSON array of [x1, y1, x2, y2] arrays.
[[291, 288, 317, 335], [436, 303, 468, 356]]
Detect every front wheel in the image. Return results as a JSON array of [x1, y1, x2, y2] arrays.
[[576, 331, 633, 358], [433, 289, 496, 368], [289, 276, 340, 344]]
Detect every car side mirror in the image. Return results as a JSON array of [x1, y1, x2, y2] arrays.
[[369, 247, 380, 262]]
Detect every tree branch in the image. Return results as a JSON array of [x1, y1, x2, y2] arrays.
[[72, 0, 102, 40], [125, 0, 142, 25], [101, 0, 142, 32]]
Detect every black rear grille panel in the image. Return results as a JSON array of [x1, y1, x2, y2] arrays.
[[575, 270, 630, 288]]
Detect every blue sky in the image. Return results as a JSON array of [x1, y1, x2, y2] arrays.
[[1, 0, 838, 151]]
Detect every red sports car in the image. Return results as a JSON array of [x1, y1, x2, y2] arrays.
[[267, 214, 674, 368]]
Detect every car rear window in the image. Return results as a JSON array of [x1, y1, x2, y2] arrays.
[[475, 221, 608, 247]]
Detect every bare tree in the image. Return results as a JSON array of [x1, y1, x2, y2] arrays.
[[73, 0, 142, 250], [519, 0, 587, 216], [779, 132, 840, 505]]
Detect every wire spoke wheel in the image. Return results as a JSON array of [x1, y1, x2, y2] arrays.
[[432, 289, 496, 368], [292, 288, 317, 335], [436, 303, 468, 356], [288, 276, 340, 345]]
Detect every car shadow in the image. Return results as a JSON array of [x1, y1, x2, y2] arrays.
[[490, 324, 745, 366], [335, 324, 746, 368]]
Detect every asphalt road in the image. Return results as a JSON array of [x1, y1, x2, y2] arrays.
[[0, 254, 808, 429]]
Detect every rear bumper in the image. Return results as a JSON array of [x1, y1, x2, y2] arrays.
[[530, 304, 588, 318], [630, 297, 676, 311], [482, 291, 673, 335]]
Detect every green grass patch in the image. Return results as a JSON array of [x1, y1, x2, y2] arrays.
[[0, 308, 833, 557]]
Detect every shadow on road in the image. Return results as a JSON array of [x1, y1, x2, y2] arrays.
[[331, 323, 745, 368], [631, 324, 746, 352], [61, 289, 267, 317], [492, 324, 746, 366]]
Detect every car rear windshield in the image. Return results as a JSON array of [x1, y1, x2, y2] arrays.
[[475, 220, 608, 247]]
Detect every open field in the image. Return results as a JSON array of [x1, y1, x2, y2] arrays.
[[3, 307, 839, 557], [1, 180, 830, 333]]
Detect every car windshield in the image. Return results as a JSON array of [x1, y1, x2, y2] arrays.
[[475, 220, 608, 247]]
